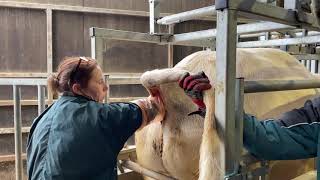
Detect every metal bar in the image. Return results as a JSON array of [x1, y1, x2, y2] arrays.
[[0, 78, 47, 85], [157, 5, 216, 25], [13, 85, 23, 180], [121, 160, 176, 180], [293, 54, 320, 61], [105, 75, 110, 103], [168, 24, 174, 68], [311, 60, 318, 73], [90, 32, 105, 69], [37, 85, 46, 115], [90, 27, 161, 43], [0, 0, 158, 17], [46, 8, 53, 103], [234, 78, 244, 174], [149, 0, 160, 34], [0, 127, 30, 135], [244, 79, 320, 93], [215, 9, 238, 177], [306, 60, 311, 71], [90, 22, 293, 48], [238, 35, 320, 48], [169, 22, 293, 47], [233, 0, 319, 30]]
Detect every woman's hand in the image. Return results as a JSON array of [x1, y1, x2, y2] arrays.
[[132, 93, 165, 128]]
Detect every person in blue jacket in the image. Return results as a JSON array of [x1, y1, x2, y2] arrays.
[[179, 72, 320, 179], [27, 56, 165, 180]]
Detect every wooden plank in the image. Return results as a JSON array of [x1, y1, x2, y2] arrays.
[[0, 105, 37, 128], [84, 13, 168, 73], [0, 86, 43, 100], [0, 127, 30, 134], [0, 1, 161, 17], [0, 133, 28, 155], [0, 7, 47, 72], [2, 0, 83, 6], [0, 100, 53, 106], [53, 11, 85, 70], [0, 72, 48, 77], [0, 154, 26, 163]]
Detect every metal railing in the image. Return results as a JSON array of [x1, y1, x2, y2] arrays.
[[0, 78, 47, 180]]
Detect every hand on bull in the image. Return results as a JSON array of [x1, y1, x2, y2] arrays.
[[132, 93, 165, 128], [179, 71, 212, 117]]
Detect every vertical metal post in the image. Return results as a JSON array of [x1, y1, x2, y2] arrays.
[[234, 78, 244, 174], [13, 85, 23, 180], [306, 60, 311, 71], [168, 24, 174, 68], [284, 0, 299, 10], [91, 35, 104, 68], [46, 8, 54, 104], [149, 0, 160, 34], [311, 60, 317, 74], [38, 85, 46, 115], [215, 8, 238, 178], [104, 75, 110, 103]]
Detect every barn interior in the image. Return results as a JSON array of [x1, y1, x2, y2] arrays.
[[0, 0, 320, 180]]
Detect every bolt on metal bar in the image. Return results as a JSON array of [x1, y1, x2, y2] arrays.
[[38, 85, 46, 115], [157, 5, 216, 25], [244, 79, 320, 93], [13, 85, 23, 180]]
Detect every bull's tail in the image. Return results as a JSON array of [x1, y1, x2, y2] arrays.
[[199, 89, 223, 180]]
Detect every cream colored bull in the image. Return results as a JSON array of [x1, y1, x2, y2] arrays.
[[135, 48, 317, 180]]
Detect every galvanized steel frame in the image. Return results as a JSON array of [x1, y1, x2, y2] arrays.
[[89, 0, 320, 179]]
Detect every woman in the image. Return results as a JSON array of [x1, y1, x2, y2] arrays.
[[27, 56, 165, 180]]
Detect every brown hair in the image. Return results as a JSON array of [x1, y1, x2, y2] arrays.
[[48, 56, 98, 95]]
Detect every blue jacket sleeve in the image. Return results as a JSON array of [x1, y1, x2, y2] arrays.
[[97, 102, 143, 151], [243, 97, 320, 160]]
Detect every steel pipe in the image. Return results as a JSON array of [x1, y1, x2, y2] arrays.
[[238, 35, 320, 48], [38, 85, 46, 115], [244, 79, 320, 93], [121, 160, 176, 180], [13, 86, 23, 180], [157, 5, 216, 25]]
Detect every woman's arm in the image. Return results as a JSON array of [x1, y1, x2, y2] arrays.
[[244, 97, 320, 160]]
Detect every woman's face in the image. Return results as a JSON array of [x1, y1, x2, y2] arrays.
[[82, 66, 108, 102]]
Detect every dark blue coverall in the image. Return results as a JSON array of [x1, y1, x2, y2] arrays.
[[27, 92, 142, 180], [244, 96, 320, 179]]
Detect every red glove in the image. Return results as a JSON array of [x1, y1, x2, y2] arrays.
[[179, 71, 212, 117]]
